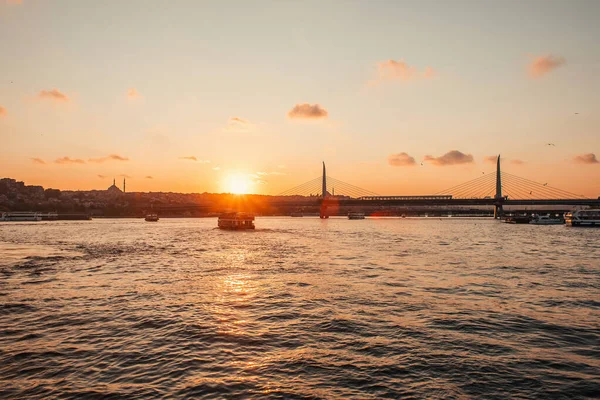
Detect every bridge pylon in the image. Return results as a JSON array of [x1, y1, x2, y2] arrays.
[[320, 161, 329, 218], [494, 154, 504, 219]]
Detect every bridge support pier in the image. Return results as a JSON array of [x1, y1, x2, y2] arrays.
[[320, 203, 329, 219], [494, 204, 504, 219]]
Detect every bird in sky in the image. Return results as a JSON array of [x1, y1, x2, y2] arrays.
[[543, 183, 548, 186], [546, 143, 555, 146], [575, 112, 579, 114]]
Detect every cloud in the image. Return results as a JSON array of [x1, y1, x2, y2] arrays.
[[98, 175, 107, 179], [119, 174, 132, 179], [212, 166, 221, 171], [257, 171, 286, 176], [0, 106, 6, 116], [484, 155, 498, 164], [38, 89, 69, 102], [127, 88, 141, 99], [424, 150, 474, 166], [55, 156, 85, 165], [510, 159, 526, 165], [573, 153, 599, 164], [179, 156, 210, 163], [287, 103, 328, 119], [371, 60, 435, 84], [145, 175, 153, 179], [528, 55, 566, 78], [388, 152, 417, 167], [88, 154, 129, 163], [31, 157, 45, 164], [223, 117, 255, 133]]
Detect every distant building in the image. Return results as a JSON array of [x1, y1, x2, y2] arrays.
[[107, 179, 123, 195]]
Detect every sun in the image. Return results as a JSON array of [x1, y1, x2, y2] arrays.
[[226, 174, 250, 194]]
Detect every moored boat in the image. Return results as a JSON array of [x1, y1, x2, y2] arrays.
[[529, 214, 564, 225], [348, 212, 365, 220], [0, 212, 42, 221], [504, 215, 531, 224], [565, 209, 600, 227], [218, 212, 255, 230]]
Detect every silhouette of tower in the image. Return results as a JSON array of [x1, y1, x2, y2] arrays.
[[494, 155, 503, 218], [322, 162, 327, 199], [123, 178, 126, 193]]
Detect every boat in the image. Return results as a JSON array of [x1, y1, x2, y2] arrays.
[[529, 214, 564, 225], [565, 209, 600, 227], [348, 212, 365, 220], [145, 213, 159, 222], [0, 212, 42, 221], [218, 212, 255, 230], [504, 215, 531, 224]]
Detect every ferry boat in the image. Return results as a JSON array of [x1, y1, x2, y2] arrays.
[[529, 214, 564, 225], [348, 212, 365, 220], [218, 212, 255, 230], [564, 209, 600, 227], [145, 213, 159, 222], [0, 212, 42, 221]]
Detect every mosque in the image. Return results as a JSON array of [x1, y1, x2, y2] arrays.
[[106, 178, 126, 194]]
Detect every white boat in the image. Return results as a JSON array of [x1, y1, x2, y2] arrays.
[[0, 212, 43, 221], [529, 214, 564, 225], [348, 212, 365, 220], [565, 210, 600, 227], [145, 213, 159, 222], [218, 212, 255, 230]]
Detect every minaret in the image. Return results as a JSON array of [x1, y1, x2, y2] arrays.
[[123, 178, 126, 193], [113, 178, 116, 186]]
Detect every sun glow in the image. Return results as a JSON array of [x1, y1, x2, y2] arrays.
[[225, 173, 251, 194]]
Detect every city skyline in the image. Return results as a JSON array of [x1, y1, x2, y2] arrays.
[[1, 1, 599, 196]]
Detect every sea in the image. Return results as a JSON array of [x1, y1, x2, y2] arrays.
[[1, 218, 599, 399]]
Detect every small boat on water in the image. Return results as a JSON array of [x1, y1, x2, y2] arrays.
[[145, 213, 159, 222], [565, 209, 600, 227], [529, 214, 564, 225], [0, 212, 42, 221], [218, 212, 255, 230], [348, 212, 365, 220]]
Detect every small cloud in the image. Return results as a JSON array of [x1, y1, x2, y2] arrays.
[[371, 60, 434, 84], [388, 152, 417, 167], [287, 103, 328, 120], [38, 88, 69, 102], [510, 159, 526, 165], [145, 175, 153, 179], [89, 154, 129, 163], [573, 153, 599, 164], [528, 55, 566, 78], [119, 174, 132, 179], [127, 88, 141, 99], [223, 117, 255, 133], [179, 156, 197, 161], [424, 150, 474, 166], [98, 175, 106, 179], [483, 155, 498, 164], [253, 179, 268, 185], [212, 166, 221, 171], [0, 106, 7, 116], [55, 156, 85, 165], [31, 157, 46, 165], [257, 171, 286, 176]]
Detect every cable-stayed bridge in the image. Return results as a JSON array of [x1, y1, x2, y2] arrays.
[[276, 158, 599, 218]]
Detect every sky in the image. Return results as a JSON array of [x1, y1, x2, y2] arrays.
[[1, 0, 599, 196]]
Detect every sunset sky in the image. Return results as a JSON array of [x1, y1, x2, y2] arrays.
[[1, 0, 599, 196]]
